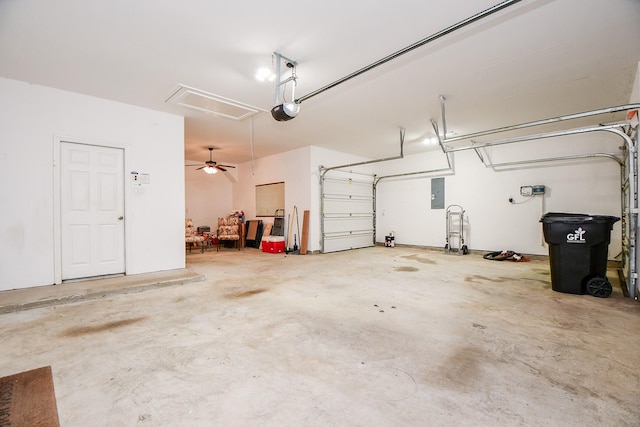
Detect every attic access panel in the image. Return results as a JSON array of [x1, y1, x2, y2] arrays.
[[165, 84, 265, 121]]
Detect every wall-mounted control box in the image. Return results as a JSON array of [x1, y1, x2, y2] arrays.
[[520, 185, 546, 196], [532, 185, 545, 195]]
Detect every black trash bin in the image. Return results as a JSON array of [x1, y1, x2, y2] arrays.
[[540, 212, 620, 297]]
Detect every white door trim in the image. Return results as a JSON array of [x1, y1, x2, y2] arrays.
[[53, 135, 131, 284]]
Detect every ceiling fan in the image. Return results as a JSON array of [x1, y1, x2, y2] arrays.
[[186, 147, 236, 174]]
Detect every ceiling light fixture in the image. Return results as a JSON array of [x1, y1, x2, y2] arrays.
[[255, 67, 276, 82], [203, 166, 218, 174]]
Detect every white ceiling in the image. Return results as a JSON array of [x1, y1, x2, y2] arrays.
[[1, 0, 639, 165]]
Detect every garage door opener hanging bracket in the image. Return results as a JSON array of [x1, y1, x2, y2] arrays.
[[271, 52, 300, 121]]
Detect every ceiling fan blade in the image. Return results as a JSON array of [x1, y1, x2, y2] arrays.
[[216, 166, 227, 172], [185, 164, 202, 167], [218, 164, 236, 169], [195, 166, 205, 170]]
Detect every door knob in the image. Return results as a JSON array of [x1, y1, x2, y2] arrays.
[[118, 216, 124, 220]]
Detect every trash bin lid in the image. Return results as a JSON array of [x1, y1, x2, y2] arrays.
[[540, 212, 620, 224]]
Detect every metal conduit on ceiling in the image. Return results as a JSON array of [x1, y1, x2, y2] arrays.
[[297, 0, 523, 104], [315, 0, 522, 176]]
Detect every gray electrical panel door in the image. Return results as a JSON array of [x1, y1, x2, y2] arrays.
[[431, 177, 445, 209]]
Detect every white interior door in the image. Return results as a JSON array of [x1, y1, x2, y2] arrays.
[[61, 142, 125, 280]]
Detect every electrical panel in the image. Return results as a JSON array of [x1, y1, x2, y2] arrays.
[[431, 177, 445, 209]]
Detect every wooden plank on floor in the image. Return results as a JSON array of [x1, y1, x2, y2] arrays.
[[300, 210, 310, 255]]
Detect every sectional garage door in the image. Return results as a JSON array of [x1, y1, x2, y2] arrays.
[[321, 170, 375, 253]]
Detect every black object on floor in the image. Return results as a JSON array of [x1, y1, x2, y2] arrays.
[[540, 212, 619, 297]]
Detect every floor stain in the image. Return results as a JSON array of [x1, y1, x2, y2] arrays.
[[466, 275, 551, 288], [61, 317, 147, 338], [225, 289, 267, 298], [431, 346, 486, 391], [465, 275, 500, 283], [401, 254, 436, 265], [519, 277, 551, 286], [520, 360, 601, 400], [395, 266, 419, 272], [533, 268, 551, 275]]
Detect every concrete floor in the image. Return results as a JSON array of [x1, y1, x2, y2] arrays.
[[0, 246, 639, 426]]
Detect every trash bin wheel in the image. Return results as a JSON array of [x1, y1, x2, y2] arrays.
[[586, 276, 613, 298], [462, 245, 469, 255]]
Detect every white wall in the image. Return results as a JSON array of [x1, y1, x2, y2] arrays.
[[631, 62, 640, 104], [0, 77, 185, 291], [375, 131, 624, 256], [208, 133, 624, 257], [233, 146, 311, 246], [188, 66, 639, 258], [185, 163, 236, 230], [187, 145, 372, 253]]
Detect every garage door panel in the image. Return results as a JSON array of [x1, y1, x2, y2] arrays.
[[323, 216, 373, 233], [321, 171, 375, 253], [323, 232, 374, 253], [324, 184, 372, 197], [323, 199, 372, 215]]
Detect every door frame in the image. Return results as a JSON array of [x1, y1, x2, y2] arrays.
[[53, 135, 131, 284]]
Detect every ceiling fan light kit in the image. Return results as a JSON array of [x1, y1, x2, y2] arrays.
[[187, 147, 236, 175]]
